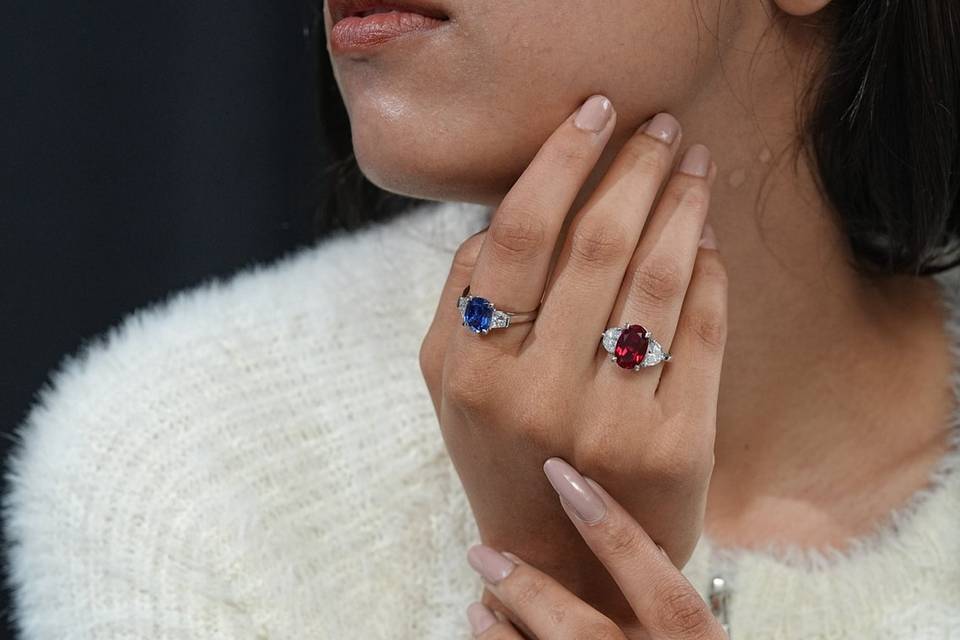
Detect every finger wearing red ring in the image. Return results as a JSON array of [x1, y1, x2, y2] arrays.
[[599, 144, 717, 393], [461, 94, 617, 347]]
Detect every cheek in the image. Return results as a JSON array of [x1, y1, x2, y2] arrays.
[[334, 0, 711, 205]]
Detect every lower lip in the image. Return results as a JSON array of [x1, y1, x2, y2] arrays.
[[330, 11, 448, 52]]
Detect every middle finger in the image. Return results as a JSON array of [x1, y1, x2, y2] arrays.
[[599, 144, 717, 391]]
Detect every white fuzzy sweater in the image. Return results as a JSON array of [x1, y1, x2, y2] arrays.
[[3, 199, 959, 639]]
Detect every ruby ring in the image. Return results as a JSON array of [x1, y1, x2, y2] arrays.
[[601, 324, 671, 370], [457, 286, 539, 335]]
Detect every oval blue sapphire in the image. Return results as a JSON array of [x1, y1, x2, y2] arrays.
[[463, 297, 494, 333]]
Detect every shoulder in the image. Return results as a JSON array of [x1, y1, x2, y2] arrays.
[[1, 199, 489, 637]]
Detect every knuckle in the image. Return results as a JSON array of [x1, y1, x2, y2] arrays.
[[569, 221, 630, 268], [573, 427, 630, 476], [632, 257, 685, 303], [443, 364, 495, 412], [653, 580, 716, 639], [642, 433, 700, 482], [661, 447, 702, 484], [682, 307, 727, 350], [694, 251, 729, 286], [452, 232, 485, 272], [662, 179, 710, 213], [418, 333, 442, 386], [488, 213, 547, 261], [623, 137, 672, 178], [509, 572, 549, 608], [550, 140, 593, 172], [601, 519, 646, 562]]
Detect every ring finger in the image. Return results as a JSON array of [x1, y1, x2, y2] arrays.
[[599, 144, 717, 391]]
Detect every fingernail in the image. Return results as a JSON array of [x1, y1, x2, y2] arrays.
[[542, 457, 607, 524], [678, 144, 711, 178], [502, 551, 522, 564], [574, 95, 613, 132], [699, 222, 717, 250], [643, 112, 681, 145], [467, 544, 516, 584], [467, 602, 497, 636]]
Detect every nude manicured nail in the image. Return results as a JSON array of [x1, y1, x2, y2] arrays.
[[699, 222, 718, 249], [542, 457, 607, 524], [467, 602, 497, 636], [574, 95, 613, 132], [678, 144, 711, 178], [467, 544, 516, 584], [643, 112, 681, 144]]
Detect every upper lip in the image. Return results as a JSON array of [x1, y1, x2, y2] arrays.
[[328, 0, 449, 23]]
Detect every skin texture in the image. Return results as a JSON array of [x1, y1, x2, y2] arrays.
[[325, 0, 957, 630]]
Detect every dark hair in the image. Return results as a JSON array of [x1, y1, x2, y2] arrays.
[[310, 2, 960, 276], [803, 1, 960, 276]]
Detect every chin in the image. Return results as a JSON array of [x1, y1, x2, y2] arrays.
[[347, 101, 546, 208]]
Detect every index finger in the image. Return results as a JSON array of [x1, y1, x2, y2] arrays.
[[462, 94, 616, 345], [543, 457, 727, 639]]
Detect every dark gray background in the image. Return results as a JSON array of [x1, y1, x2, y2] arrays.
[[1, 2, 328, 636]]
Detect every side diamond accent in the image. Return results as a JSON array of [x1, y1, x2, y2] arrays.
[[641, 339, 667, 366], [491, 310, 511, 328]]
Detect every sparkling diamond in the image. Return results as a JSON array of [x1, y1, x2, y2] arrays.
[[463, 297, 494, 333], [602, 327, 623, 353], [642, 339, 666, 366], [614, 324, 649, 369]]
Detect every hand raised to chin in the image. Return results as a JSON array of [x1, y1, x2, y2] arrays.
[[419, 95, 727, 624]]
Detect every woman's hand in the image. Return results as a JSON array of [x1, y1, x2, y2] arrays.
[[464, 458, 728, 640], [419, 95, 727, 623]]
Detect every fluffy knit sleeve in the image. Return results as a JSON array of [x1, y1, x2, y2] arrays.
[[1, 285, 271, 638], [1, 201, 493, 639]]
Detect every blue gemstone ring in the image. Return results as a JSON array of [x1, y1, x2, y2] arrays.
[[457, 286, 540, 335]]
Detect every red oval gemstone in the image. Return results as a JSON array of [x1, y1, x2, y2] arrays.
[[614, 324, 649, 369]]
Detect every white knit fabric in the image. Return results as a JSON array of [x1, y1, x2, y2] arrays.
[[3, 199, 959, 639]]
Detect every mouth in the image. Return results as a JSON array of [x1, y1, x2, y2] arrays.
[[329, 0, 449, 24]]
